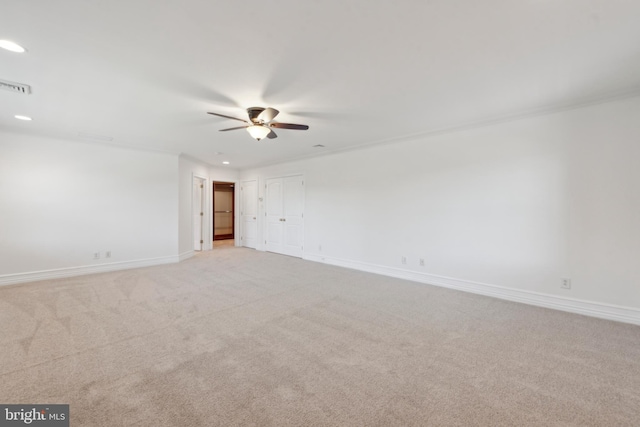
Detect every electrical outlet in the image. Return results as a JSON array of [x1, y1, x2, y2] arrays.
[[105, 251, 111, 258], [93, 252, 100, 260], [318, 245, 322, 252], [401, 256, 407, 265], [419, 258, 425, 267], [561, 278, 571, 289]]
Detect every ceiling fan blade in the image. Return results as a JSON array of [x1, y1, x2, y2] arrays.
[[258, 107, 279, 122], [219, 126, 248, 131], [207, 112, 248, 123], [267, 130, 278, 139], [270, 122, 309, 130]]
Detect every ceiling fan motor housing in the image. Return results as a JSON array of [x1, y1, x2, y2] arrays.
[[247, 107, 266, 123]]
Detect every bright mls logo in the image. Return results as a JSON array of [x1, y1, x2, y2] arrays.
[[0, 405, 68, 427]]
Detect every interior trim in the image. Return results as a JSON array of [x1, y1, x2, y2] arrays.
[[304, 253, 640, 326], [0, 255, 181, 287]]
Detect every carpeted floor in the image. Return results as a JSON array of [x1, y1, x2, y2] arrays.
[[1, 246, 639, 426]]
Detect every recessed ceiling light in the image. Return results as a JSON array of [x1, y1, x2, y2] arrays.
[[222, 161, 230, 165], [14, 115, 32, 121], [0, 40, 26, 53]]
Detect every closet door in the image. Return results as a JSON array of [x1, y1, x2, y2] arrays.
[[282, 175, 304, 257], [241, 180, 258, 249], [265, 175, 304, 257], [265, 178, 284, 254]]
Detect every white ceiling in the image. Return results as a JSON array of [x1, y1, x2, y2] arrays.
[[2, 0, 640, 169]]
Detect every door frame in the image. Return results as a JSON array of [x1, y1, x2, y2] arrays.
[[192, 174, 209, 251], [213, 181, 236, 241]]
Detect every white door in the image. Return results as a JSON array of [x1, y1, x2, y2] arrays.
[[265, 175, 304, 257], [282, 176, 304, 257], [241, 180, 258, 249], [193, 178, 204, 251], [265, 178, 284, 254]]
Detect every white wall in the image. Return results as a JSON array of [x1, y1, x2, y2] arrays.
[[209, 166, 239, 184], [2, 96, 637, 320], [241, 95, 640, 314], [0, 132, 179, 281]]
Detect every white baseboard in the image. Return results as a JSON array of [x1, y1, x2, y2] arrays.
[[303, 254, 640, 326], [179, 250, 195, 262], [0, 255, 180, 287]]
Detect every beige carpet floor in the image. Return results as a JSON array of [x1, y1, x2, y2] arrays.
[[1, 247, 639, 426]]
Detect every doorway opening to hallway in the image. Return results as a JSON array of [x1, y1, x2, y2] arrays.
[[213, 181, 235, 244]]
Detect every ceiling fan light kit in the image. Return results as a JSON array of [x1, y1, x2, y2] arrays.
[[246, 124, 271, 141], [207, 107, 309, 141]]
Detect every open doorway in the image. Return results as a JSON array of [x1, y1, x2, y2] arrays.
[[213, 181, 235, 245]]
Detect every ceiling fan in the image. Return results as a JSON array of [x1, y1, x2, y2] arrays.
[[207, 107, 309, 141]]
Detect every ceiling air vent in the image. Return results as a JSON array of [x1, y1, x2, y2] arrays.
[[0, 78, 31, 95]]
